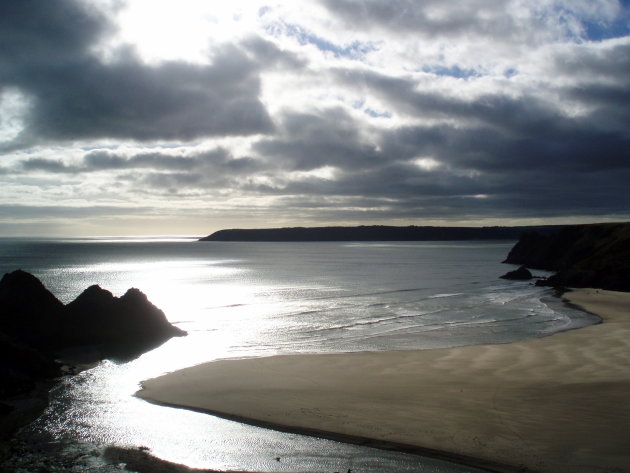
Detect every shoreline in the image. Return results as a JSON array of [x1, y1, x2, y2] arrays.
[[140, 397, 518, 473], [137, 288, 630, 473]]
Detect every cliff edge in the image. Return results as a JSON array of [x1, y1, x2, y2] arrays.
[[200, 225, 563, 242], [503, 222, 630, 292]]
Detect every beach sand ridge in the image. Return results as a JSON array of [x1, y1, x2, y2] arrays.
[[137, 289, 630, 473]]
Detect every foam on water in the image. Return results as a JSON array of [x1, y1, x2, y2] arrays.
[[0, 239, 598, 472]]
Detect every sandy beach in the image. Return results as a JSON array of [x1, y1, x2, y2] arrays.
[[137, 289, 630, 473]]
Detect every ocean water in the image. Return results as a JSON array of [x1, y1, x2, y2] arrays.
[[0, 238, 598, 473]]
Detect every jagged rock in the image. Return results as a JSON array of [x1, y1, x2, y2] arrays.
[[0, 331, 63, 398], [502, 223, 630, 292], [64, 284, 186, 357], [0, 270, 65, 349], [0, 270, 186, 396], [500, 266, 533, 280], [0, 270, 186, 440]]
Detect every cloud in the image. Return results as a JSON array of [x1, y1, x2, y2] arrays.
[[83, 149, 229, 171], [254, 108, 383, 171], [0, 0, 108, 68], [7, 48, 274, 144], [17, 148, 263, 181], [0, 203, 151, 219], [241, 36, 307, 69], [0, 0, 628, 234], [319, 0, 515, 38], [20, 158, 74, 173], [247, 86, 630, 219], [553, 40, 630, 80], [333, 68, 569, 135], [0, 0, 274, 147], [319, 0, 626, 43]]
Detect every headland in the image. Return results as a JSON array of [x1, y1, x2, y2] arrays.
[[199, 224, 563, 242]]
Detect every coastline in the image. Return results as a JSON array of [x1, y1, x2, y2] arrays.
[[137, 288, 630, 473]]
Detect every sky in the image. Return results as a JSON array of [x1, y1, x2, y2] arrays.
[[0, 0, 629, 237]]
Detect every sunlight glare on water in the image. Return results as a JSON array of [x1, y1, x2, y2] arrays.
[[0, 238, 598, 473]]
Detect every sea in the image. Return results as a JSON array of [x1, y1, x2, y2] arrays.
[[0, 237, 599, 473]]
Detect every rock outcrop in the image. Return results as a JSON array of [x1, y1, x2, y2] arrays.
[[502, 223, 630, 291], [0, 270, 65, 350], [500, 266, 533, 280], [0, 270, 186, 400], [64, 285, 185, 357]]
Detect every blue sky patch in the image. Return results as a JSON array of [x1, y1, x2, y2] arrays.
[[422, 65, 481, 79], [268, 22, 377, 59], [364, 108, 392, 118], [581, 14, 630, 41]]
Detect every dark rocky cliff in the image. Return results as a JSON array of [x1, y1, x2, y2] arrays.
[[0, 270, 185, 403], [503, 223, 630, 291], [64, 284, 185, 356]]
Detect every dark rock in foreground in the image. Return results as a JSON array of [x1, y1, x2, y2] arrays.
[[500, 266, 533, 280], [64, 284, 185, 358], [0, 270, 185, 362], [0, 269, 186, 429], [0, 270, 65, 350], [502, 222, 630, 292]]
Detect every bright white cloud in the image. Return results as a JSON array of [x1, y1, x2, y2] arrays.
[[0, 89, 32, 143]]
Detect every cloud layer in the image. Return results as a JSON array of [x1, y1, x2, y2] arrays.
[[1, 0, 629, 235]]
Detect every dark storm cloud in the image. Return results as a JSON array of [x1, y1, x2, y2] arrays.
[[553, 42, 630, 80], [0, 203, 151, 219], [2, 0, 628, 228], [20, 158, 73, 173], [0, 0, 108, 67], [241, 36, 306, 69], [566, 83, 630, 132], [374, 124, 630, 217], [83, 149, 233, 171], [568, 83, 630, 111], [330, 65, 630, 173], [381, 124, 630, 173], [334, 69, 571, 137], [551, 42, 630, 132], [0, 0, 273, 146], [254, 108, 382, 171], [264, 163, 630, 221], [319, 0, 518, 38], [248, 86, 629, 219], [18, 148, 262, 177], [269, 194, 503, 222], [270, 163, 483, 200]]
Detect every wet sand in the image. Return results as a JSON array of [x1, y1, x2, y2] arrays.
[[137, 289, 630, 473]]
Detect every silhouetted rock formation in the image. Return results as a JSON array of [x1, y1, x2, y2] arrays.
[[0, 270, 185, 402], [500, 266, 533, 280], [200, 225, 565, 242], [502, 223, 630, 291], [64, 285, 185, 357], [0, 270, 65, 350], [0, 331, 62, 399]]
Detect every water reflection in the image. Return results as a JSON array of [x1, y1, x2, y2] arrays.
[[4, 240, 596, 472]]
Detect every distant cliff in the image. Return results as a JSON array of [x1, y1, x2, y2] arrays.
[[503, 223, 630, 292], [200, 225, 564, 242]]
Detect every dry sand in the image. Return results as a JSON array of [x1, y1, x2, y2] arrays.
[[137, 289, 630, 473]]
